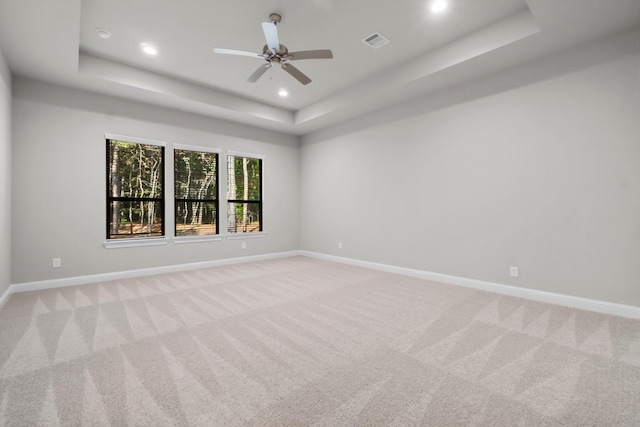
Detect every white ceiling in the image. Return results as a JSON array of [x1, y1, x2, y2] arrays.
[[1, 0, 640, 135]]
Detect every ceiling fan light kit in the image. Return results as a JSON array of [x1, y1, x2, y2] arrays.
[[213, 12, 333, 86]]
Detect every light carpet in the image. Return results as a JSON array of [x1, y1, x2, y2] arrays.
[[0, 256, 639, 426]]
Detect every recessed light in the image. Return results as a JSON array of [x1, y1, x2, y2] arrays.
[[431, 0, 448, 13], [140, 43, 158, 55], [96, 28, 111, 39], [278, 89, 289, 97]]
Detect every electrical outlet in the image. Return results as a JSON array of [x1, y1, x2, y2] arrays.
[[52, 258, 62, 268], [338, 242, 343, 249], [510, 266, 519, 277], [241, 242, 246, 249]]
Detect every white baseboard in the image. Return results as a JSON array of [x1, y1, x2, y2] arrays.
[[3, 251, 302, 303], [3, 249, 639, 320], [300, 251, 640, 320], [0, 285, 11, 309]]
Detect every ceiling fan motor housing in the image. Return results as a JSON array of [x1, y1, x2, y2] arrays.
[[263, 44, 288, 58]]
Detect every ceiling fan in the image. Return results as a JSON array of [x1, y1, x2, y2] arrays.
[[213, 13, 333, 85]]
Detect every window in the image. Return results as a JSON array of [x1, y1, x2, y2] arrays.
[[106, 138, 165, 239], [174, 146, 219, 237], [227, 153, 262, 234], [106, 138, 262, 244]]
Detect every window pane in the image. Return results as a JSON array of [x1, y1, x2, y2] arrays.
[[227, 202, 261, 233], [227, 155, 262, 233], [175, 201, 217, 236], [108, 141, 163, 198], [174, 149, 218, 236], [107, 139, 164, 240], [108, 200, 163, 239], [174, 149, 217, 199], [227, 156, 261, 201]]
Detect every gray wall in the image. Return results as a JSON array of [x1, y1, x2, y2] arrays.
[[300, 28, 640, 307], [11, 79, 300, 284], [0, 47, 11, 295], [8, 28, 640, 308]]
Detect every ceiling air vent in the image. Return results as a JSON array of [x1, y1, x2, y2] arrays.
[[363, 32, 390, 49]]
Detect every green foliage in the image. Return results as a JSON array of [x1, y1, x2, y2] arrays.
[[228, 156, 261, 201], [174, 149, 218, 230], [174, 149, 217, 199], [109, 140, 163, 198], [107, 139, 164, 238]]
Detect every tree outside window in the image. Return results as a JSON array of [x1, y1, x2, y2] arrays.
[[106, 139, 164, 239], [174, 147, 218, 236], [227, 154, 262, 233]]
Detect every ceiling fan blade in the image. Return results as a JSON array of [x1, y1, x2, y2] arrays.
[[286, 50, 333, 60], [213, 48, 262, 58], [261, 22, 280, 53], [281, 63, 312, 85], [247, 63, 271, 83]]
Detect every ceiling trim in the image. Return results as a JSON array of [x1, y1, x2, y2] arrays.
[[76, 7, 539, 136], [294, 8, 540, 130], [78, 52, 294, 126]]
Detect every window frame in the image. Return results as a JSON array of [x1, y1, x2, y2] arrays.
[[173, 144, 222, 243], [226, 150, 266, 239], [104, 137, 266, 248], [104, 134, 168, 248]]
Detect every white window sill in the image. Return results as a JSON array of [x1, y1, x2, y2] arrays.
[[104, 233, 266, 248], [174, 235, 224, 244], [104, 237, 169, 249], [225, 232, 267, 240]]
